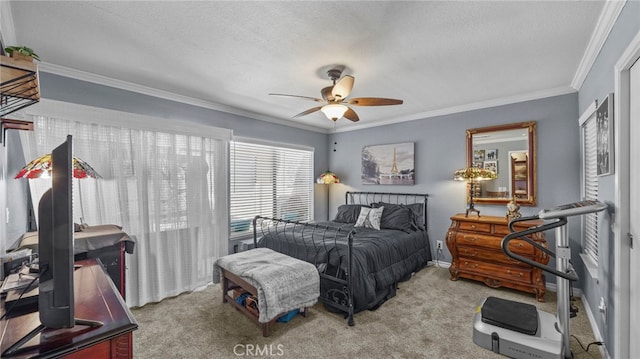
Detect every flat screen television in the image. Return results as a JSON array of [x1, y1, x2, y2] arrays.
[[3, 135, 101, 357], [38, 134, 74, 328]]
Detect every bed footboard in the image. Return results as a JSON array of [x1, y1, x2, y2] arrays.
[[252, 216, 356, 326]]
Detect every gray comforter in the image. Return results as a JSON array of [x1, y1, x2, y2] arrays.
[[257, 221, 431, 313]]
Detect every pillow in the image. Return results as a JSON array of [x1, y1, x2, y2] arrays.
[[354, 206, 384, 230], [372, 202, 425, 231], [333, 204, 368, 223], [404, 203, 425, 230], [378, 205, 414, 232]]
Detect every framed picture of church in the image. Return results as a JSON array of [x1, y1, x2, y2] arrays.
[[361, 142, 415, 185]]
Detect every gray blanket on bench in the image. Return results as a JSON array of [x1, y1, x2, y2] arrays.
[[213, 248, 319, 323]]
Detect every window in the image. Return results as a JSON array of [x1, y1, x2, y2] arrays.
[[230, 138, 313, 239], [21, 101, 231, 307], [580, 104, 599, 266]]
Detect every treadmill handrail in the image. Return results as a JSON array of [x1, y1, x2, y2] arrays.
[[508, 216, 557, 259], [501, 217, 579, 281]]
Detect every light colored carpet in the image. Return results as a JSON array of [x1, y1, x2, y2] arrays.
[[131, 265, 603, 358]]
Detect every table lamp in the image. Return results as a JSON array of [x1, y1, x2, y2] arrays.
[[15, 153, 101, 224], [453, 166, 497, 217]]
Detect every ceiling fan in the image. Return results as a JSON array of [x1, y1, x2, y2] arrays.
[[269, 68, 403, 122]]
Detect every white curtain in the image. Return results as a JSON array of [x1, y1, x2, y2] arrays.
[[20, 108, 229, 307]]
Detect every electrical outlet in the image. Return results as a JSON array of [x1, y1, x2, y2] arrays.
[[436, 240, 443, 250]]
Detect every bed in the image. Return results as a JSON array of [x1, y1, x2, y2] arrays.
[[252, 191, 431, 326]]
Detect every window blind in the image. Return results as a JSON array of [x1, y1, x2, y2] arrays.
[[230, 140, 313, 239], [583, 113, 599, 264]]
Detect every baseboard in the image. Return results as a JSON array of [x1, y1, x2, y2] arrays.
[[543, 282, 583, 297], [428, 260, 450, 268], [580, 296, 608, 358]]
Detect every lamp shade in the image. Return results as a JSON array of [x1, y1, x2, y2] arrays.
[[15, 153, 101, 179], [316, 170, 340, 184], [320, 104, 348, 121], [453, 167, 497, 182]]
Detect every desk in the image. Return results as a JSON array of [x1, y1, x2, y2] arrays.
[[0, 259, 138, 358], [9, 225, 135, 299]]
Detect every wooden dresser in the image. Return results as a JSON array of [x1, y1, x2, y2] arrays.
[[446, 214, 548, 302], [0, 259, 138, 358]]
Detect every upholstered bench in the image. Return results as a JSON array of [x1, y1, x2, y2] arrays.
[[213, 248, 319, 336]]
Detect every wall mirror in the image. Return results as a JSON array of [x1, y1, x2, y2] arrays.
[[466, 121, 536, 205]]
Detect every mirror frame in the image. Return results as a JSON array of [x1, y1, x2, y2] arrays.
[[466, 121, 537, 206]]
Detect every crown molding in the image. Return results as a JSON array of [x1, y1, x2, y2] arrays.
[[333, 86, 576, 133], [571, 0, 626, 90], [37, 62, 328, 134]]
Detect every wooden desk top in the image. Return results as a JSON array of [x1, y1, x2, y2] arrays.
[[0, 259, 138, 358]]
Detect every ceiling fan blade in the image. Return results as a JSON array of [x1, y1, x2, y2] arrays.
[[321, 86, 334, 101], [331, 75, 354, 99], [348, 97, 403, 106], [294, 106, 323, 118], [343, 107, 360, 122], [269, 93, 324, 103]]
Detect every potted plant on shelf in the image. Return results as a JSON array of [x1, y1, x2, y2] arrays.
[[4, 46, 40, 62]]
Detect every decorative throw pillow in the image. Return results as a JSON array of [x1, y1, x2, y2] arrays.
[[377, 205, 414, 232], [354, 206, 384, 230], [333, 204, 368, 223], [372, 202, 424, 231]]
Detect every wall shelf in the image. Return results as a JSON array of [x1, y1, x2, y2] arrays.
[[0, 54, 40, 117]]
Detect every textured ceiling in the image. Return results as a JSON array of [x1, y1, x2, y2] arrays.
[[6, 1, 605, 132]]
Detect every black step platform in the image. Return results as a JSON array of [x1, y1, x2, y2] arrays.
[[481, 296, 539, 335]]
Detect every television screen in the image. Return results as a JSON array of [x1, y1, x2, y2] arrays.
[[37, 134, 74, 328], [3, 135, 102, 357]]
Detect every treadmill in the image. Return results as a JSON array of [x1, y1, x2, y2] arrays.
[[472, 200, 607, 359]]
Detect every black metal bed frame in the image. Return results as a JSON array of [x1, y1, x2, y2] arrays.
[[252, 191, 429, 326]]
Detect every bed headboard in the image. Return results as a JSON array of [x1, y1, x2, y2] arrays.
[[344, 191, 429, 231]]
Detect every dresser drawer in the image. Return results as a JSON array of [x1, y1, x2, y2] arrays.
[[457, 245, 530, 266], [506, 239, 535, 256], [455, 233, 534, 256], [494, 222, 541, 235], [455, 232, 499, 248], [493, 224, 512, 235], [459, 259, 532, 284], [458, 221, 492, 233]]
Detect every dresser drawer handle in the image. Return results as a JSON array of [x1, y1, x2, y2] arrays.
[[463, 249, 478, 257], [464, 236, 478, 242], [470, 224, 476, 229], [464, 262, 478, 269], [507, 270, 523, 277]]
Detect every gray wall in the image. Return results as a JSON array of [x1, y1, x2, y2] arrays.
[[576, 1, 640, 357], [329, 92, 581, 284]]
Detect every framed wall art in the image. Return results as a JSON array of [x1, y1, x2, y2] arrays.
[[597, 93, 614, 176], [361, 142, 414, 185]]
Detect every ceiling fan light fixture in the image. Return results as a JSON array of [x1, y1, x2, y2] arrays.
[[321, 104, 348, 121]]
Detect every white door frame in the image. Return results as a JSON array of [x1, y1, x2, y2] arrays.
[[613, 29, 640, 359]]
